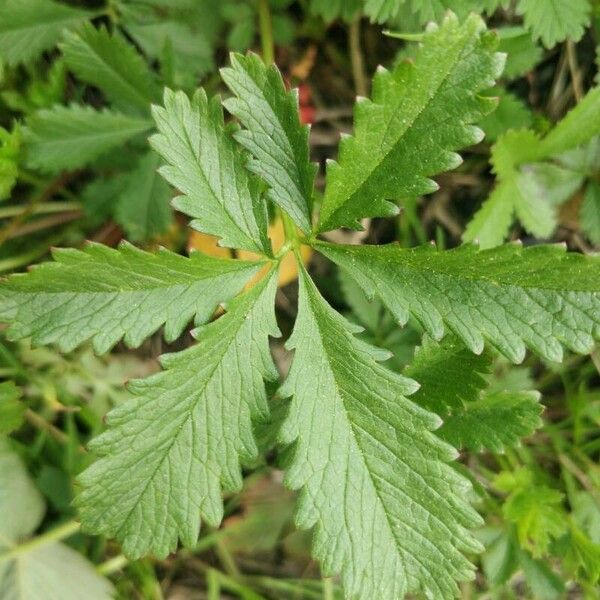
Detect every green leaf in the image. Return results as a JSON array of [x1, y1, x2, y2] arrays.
[[497, 469, 568, 557], [118, 0, 221, 89], [279, 265, 482, 600], [565, 526, 600, 584], [0, 0, 92, 67], [309, 0, 361, 21], [467, 86, 600, 247], [496, 26, 543, 79], [406, 336, 542, 452], [0, 242, 264, 354], [0, 125, 20, 201], [438, 390, 542, 453], [61, 23, 160, 114], [0, 442, 113, 599], [115, 151, 173, 242], [76, 270, 280, 558], [23, 104, 152, 173], [0, 381, 25, 436], [0, 542, 114, 600], [314, 240, 600, 363], [539, 85, 600, 157], [481, 528, 520, 586], [405, 335, 492, 417], [582, 182, 600, 245], [221, 53, 316, 232], [517, 0, 591, 48], [464, 129, 546, 247], [0, 441, 45, 542], [478, 89, 533, 142], [519, 550, 565, 599], [462, 180, 516, 248], [317, 13, 503, 232], [151, 89, 270, 254]]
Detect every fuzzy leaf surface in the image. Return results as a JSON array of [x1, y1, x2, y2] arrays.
[[0, 0, 91, 67], [315, 241, 600, 364], [517, 0, 591, 47], [317, 13, 503, 232], [76, 271, 280, 558], [23, 105, 152, 173], [151, 89, 270, 254], [221, 53, 316, 232], [279, 266, 482, 600], [0, 242, 263, 354], [61, 24, 160, 114]]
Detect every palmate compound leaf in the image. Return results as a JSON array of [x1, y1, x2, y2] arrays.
[[278, 264, 482, 600], [314, 241, 600, 364], [221, 53, 317, 233], [316, 12, 504, 233], [76, 269, 280, 558], [405, 336, 543, 453], [151, 89, 271, 255], [0, 241, 264, 354]]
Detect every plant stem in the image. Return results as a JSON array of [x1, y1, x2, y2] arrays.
[[349, 17, 368, 97], [323, 577, 335, 600], [257, 0, 274, 65], [0, 520, 81, 564], [97, 554, 128, 575], [0, 201, 81, 219], [24, 408, 87, 453], [0, 173, 72, 246], [207, 569, 221, 600], [566, 40, 583, 103]]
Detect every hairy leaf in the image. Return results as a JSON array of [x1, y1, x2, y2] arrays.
[[76, 271, 280, 558], [151, 89, 270, 254], [517, 0, 591, 48], [0, 0, 91, 67], [221, 53, 316, 232], [0, 242, 263, 354], [279, 265, 482, 600], [315, 240, 600, 363], [317, 13, 503, 232], [61, 24, 160, 114], [23, 105, 152, 173]]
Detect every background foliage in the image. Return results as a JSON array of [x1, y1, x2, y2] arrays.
[[0, 1, 599, 599]]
